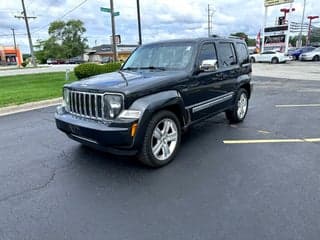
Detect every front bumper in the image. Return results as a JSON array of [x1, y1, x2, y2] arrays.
[[55, 106, 139, 155]]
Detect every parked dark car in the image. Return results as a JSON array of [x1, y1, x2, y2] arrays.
[[66, 57, 85, 64], [290, 47, 315, 60], [55, 37, 252, 167]]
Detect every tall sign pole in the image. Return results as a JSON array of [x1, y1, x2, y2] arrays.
[[297, 0, 306, 47], [110, 0, 117, 62], [262, 6, 268, 53]]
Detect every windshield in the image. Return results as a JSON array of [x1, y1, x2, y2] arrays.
[[122, 42, 196, 71]]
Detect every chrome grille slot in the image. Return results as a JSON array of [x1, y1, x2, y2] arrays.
[[67, 91, 105, 120]]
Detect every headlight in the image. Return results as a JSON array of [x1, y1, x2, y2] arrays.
[[104, 94, 123, 119], [62, 88, 69, 110]]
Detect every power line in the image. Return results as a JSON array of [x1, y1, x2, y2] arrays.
[[0, 33, 27, 37], [32, 0, 88, 34]]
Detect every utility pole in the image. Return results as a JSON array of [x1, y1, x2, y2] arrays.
[[11, 28, 17, 51], [15, 0, 37, 67], [207, 4, 211, 37], [136, 0, 142, 45], [297, 0, 306, 47], [110, 0, 117, 62], [10, 28, 20, 67]]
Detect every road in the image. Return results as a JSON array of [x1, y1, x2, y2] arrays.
[[0, 64, 77, 77], [1, 76, 320, 239]]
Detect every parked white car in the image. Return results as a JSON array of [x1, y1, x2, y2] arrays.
[[250, 51, 291, 64], [299, 47, 320, 61]]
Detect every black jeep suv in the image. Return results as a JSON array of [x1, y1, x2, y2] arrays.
[[55, 37, 252, 167]]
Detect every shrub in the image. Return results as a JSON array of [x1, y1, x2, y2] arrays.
[[21, 62, 28, 68], [74, 62, 122, 79]]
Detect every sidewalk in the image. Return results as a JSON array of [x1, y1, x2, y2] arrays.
[[0, 98, 62, 117], [0, 64, 76, 77]]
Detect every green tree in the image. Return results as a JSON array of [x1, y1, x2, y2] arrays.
[[230, 32, 248, 43], [35, 19, 87, 62], [289, 35, 307, 47], [247, 38, 256, 47], [230, 32, 256, 46]]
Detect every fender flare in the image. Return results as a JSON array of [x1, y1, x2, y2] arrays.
[[128, 90, 187, 148]]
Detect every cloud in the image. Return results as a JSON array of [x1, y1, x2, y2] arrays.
[[0, 0, 319, 53]]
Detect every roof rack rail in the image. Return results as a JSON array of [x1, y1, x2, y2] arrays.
[[228, 36, 243, 39]]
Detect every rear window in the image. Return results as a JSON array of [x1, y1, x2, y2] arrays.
[[236, 43, 249, 64]]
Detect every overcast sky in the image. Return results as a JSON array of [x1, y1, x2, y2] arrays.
[[0, 0, 319, 53]]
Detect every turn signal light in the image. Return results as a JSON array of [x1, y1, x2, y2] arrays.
[[131, 123, 138, 137]]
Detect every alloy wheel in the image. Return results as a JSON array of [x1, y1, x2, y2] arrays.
[[151, 118, 178, 161], [237, 93, 248, 120]]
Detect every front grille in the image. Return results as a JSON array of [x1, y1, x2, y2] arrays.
[[67, 90, 105, 120]]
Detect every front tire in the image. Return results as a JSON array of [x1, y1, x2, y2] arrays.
[[138, 110, 181, 168], [225, 88, 249, 123]]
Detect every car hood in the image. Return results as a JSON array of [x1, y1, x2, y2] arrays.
[[67, 70, 189, 94]]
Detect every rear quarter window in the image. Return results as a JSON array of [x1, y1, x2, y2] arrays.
[[236, 43, 249, 64]]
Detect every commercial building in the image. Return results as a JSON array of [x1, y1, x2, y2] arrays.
[[86, 44, 137, 62], [0, 46, 23, 66]]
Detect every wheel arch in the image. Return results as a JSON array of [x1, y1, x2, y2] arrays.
[[128, 90, 188, 149], [236, 74, 252, 99]]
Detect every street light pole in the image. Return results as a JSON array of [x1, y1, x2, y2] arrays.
[[136, 0, 142, 45], [110, 0, 117, 62], [280, 8, 295, 23], [207, 4, 211, 37], [307, 16, 319, 45]]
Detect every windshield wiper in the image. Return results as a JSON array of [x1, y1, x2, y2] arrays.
[[121, 67, 139, 71], [139, 66, 166, 71]]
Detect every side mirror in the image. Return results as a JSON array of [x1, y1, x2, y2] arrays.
[[199, 59, 218, 72]]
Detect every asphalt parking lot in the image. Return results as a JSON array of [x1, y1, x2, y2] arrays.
[[1, 63, 320, 239]]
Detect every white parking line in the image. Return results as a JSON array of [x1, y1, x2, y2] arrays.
[[275, 104, 320, 108], [223, 138, 320, 144], [297, 89, 320, 93]]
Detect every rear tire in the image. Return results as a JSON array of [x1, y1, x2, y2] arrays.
[[138, 110, 181, 168], [313, 55, 320, 61], [271, 57, 279, 64], [225, 88, 249, 123]]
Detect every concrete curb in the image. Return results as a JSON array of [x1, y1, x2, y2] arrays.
[[0, 98, 62, 117]]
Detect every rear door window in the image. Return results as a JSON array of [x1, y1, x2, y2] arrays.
[[217, 42, 237, 67]]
